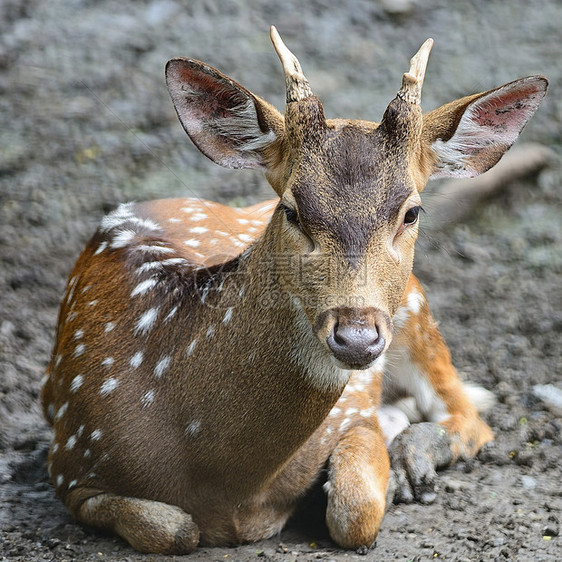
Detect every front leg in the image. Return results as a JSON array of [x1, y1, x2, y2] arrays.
[[325, 422, 390, 549], [385, 276, 494, 504]]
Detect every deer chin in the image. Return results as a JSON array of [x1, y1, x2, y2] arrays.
[[328, 340, 390, 371]]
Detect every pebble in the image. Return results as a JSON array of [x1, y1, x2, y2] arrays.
[[520, 475, 537, 490], [532, 384, 562, 416]]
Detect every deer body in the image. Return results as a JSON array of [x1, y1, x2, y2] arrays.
[[43, 28, 547, 554]]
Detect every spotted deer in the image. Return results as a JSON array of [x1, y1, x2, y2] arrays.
[[42, 27, 547, 554]]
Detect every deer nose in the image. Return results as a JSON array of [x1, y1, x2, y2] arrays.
[[327, 320, 386, 369]]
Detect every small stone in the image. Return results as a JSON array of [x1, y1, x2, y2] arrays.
[[380, 0, 412, 15], [520, 475, 537, 490], [532, 384, 562, 416], [542, 524, 559, 537]]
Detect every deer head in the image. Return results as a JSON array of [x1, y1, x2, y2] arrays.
[[166, 27, 547, 371]]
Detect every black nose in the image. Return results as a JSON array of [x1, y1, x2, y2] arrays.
[[327, 321, 385, 368]]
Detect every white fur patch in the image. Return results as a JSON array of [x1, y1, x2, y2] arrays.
[[377, 404, 411, 446], [384, 347, 449, 424], [407, 288, 424, 315]]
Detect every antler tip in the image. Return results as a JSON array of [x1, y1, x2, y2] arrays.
[[398, 38, 434, 104], [269, 25, 280, 44], [269, 25, 313, 103]]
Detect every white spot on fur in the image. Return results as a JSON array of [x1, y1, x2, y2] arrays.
[[110, 229, 137, 249], [100, 378, 119, 395], [70, 375, 84, 393], [339, 418, 352, 432], [136, 244, 175, 255], [164, 306, 178, 322], [94, 241, 107, 255], [168, 217, 181, 223], [237, 233, 253, 243], [137, 261, 163, 274], [99, 203, 134, 231], [104, 322, 115, 333], [186, 420, 202, 437], [73, 329, 84, 341], [162, 257, 188, 266], [90, 429, 103, 441], [88, 300, 98, 307], [190, 213, 207, 222], [329, 406, 341, 417], [223, 307, 233, 325], [134, 307, 159, 335], [407, 288, 424, 315], [84, 449, 91, 458], [73, 343, 86, 358], [55, 402, 68, 421], [52, 443, 59, 454], [190, 226, 208, 234], [65, 435, 77, 450], [56, 474, 64, 487], [68, 479, 78, 490], [184, 238, 201, 248], [131, 278, 158, 297], [154, 356, 171, 378], [101, 357, 114, 369], [360, 406, 376, 418], [186, 339, 197, 356], [345, 407, 359, 416], [77, 424, 85, 437], [141, 389, 155, 407], [130, 351, 143, 369], [216, 230, 229, 237], [206, 325, 215, 338]]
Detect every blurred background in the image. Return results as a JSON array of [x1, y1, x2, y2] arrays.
[[1, 1, 561, 560]]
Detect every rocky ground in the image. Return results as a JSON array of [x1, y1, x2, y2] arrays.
[[1, 0, 561, 560]]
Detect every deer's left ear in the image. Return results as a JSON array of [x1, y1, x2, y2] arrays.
[[423, 75, 548, 179]]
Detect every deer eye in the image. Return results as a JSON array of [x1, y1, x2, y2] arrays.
[[281, 204, 301, 227], [403, 206, 422, 226]]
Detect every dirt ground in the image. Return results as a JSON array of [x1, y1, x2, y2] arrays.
[[1, 0, 561, 560]]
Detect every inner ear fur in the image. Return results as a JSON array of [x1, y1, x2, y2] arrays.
[[166, 58, 285, 170], [422, 75, 548, 179]]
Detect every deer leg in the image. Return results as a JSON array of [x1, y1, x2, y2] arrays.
[[325, 424, 390, 550], [70, 490, 199, 554], [387, 280, 494, 504]]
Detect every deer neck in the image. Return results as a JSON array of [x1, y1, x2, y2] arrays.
[[178, 229, 349, 491]]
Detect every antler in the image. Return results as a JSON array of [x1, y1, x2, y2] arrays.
[[397, 38, 434, 105], [270, 25, 313, 103]]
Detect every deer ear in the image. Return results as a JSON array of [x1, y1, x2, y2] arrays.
[[423, 76, 548, 179], [166, 58, 284, 169]]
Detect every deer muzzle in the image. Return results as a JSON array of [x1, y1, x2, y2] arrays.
[[316, 307, 391, 369]]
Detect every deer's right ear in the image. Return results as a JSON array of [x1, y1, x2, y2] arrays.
[[423, 75, 548, 179], [166, 58, 285, 170]]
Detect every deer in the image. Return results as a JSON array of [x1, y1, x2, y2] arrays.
[[41, 27, 547, 554]]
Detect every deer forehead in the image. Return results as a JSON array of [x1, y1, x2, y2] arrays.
[[286, 122, 418, 255]]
